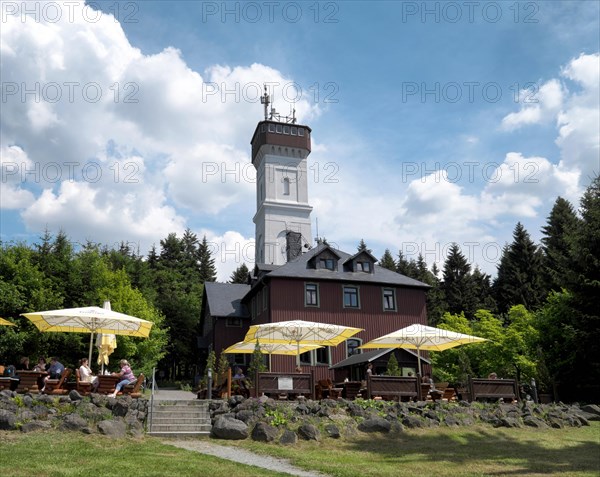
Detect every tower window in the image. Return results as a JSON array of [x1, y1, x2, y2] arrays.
[[291, 127, 297, 135], [283, 178, 290, 195], [268, 124, 275, 132], [298, 128, 304, 136], [283, 126, 290, 134], [276, 124, 282, 133]]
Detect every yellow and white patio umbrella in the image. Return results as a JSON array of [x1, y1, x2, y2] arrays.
[[243, 320, 363, 366], [360, 323, 487, 376], [21, 301, 152, 364], [223, 341, 324, 356], [0, 317, 16, 326], [96, 333, 117, 370]]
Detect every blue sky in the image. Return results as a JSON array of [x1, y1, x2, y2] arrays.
[[1, 1, 599, 280]]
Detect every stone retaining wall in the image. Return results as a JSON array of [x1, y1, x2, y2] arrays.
[[209, 396, 600, 444], [0, 389, 147, 437]]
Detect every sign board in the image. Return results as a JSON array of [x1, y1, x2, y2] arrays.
[[278, 377, 294, 390]]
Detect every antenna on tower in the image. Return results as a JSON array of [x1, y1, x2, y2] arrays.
[[315, 218, 319, 244], [260, 84, 270, 121]]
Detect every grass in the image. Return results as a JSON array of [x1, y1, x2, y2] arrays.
[[1, 423, 598, 477], [226, 422, 600, 477], [0, 432, 289, 477]]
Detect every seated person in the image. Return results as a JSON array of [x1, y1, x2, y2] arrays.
[[488, 372, 498, 379], [108, 359, 136, 398], [33, 357, 47, 372], [41, 357, 64, 392], [19, 357, 30, 370], [78, 358, 99, 392], [233, 367, 245, 379]]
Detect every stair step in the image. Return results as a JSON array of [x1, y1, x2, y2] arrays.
[[147, 431, 211, 437], [149, 424, 213, 432], [148, 399, 213, 436]]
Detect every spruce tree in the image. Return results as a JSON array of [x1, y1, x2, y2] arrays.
[[441, 243, 476, 318], [357, 239, 371, 254], [541, 197, 578, 292], [564, 176, 600, 397], [230, 263, 249, 284], [198, 235, 217, 283], [493, 223, 544, 313], [247, 342, 267, 384], [379, 249, 396, 271], [386, 353, 400, 376]]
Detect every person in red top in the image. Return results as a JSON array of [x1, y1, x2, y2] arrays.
[[108, 359, 136, 398]]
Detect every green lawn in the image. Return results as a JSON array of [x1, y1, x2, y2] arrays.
[[226, 422, 600, 477], [1, 423, 599, 477]]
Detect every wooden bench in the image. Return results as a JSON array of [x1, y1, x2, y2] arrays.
[[122, 374, 144, 398], [0, 377, 17, 391], [468, 377, 519, 403], [44, 368, 72, 395], [75, 368, 93, 396], [256, 372, 314, 400], [367, 376, 422, 401]]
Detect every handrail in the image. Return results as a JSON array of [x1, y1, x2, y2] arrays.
[[149, 367, 156, 433]]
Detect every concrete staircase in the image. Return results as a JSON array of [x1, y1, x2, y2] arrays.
[[146, 399, 212, 437]]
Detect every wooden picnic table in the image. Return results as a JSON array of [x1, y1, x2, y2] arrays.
[[15, 370, 47, 393], [96, 375, 120, 394]]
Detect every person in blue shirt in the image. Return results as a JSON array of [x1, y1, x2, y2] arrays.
[[41, 357, 64, 392]]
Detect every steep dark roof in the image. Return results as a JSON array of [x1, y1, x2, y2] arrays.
[[263, 244, 430, 288], [204, 282, 250, 318]]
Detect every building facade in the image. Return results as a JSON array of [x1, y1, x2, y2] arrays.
[[200, 114, 431, 381]]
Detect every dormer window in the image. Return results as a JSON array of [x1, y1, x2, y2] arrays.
[[357, 261, 371, 272], [320, 258, 334, 270]]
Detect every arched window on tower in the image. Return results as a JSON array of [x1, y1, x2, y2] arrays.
[[283, 177, 290, 196]]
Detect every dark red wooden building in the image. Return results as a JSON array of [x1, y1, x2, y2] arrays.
[[200, 244, 431, 382]]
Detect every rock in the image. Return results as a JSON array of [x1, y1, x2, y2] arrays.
[[98, 419, 127, 438], [358, 418, 391, 433], [112, 400, 130, 417], [252, 422, 279, 442], [496, 417, 521, 428], [20, 420, 52, 432], [581, 404, 600, 416], [212, 415, 249, 440], [60, 413, 89, 432], [279, 429, 298, 445], [297, 423, 320, 441], [324, 424, 341, 438], [523, 416, 548, 428], [444, 416, 461, 427], [78, 402, 110, 421], [69, 390, 83, 401], [402, 415, 425, 428], [0, 409, 17, 430], [236, 409, 259, 423]]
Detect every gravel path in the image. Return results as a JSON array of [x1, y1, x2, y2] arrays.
[[164, 439, 331, 477]]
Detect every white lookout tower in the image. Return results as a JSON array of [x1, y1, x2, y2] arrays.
[[251, 86, 313, 265]]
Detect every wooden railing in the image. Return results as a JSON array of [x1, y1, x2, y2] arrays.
[[255, 371, 314, 399], [366, 375, 422, 401], [468, 376, 519, 402]]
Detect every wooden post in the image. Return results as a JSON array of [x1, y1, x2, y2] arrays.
[[227, 367, 232, 398]]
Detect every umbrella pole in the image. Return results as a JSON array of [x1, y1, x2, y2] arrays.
[[88, 332, 94, 365], [296, 341, 300, 367], [417, 346, 422, 377]]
